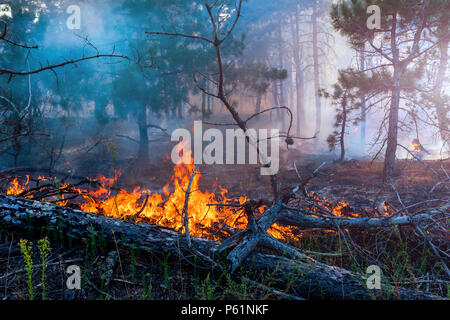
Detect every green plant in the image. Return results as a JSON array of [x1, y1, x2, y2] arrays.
[[26, 212, 33, 239], [37, 237, 51, 300], [19, 239, 34, 300], [99, 267, 112, 300], [195, 273, 220, 300], [141, 272, 153, 300], [53, 208, 64, 246], [223, 274, 252, 300], [68, 221, 73, 248], [131, 245, 136, 283], [161, 253, 170, 289], [99, 222, 106, 250], [81, 238, 90, 286], [89, 224, 96, 258]]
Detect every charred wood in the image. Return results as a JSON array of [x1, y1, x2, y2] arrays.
[[0, 195, 440, 300]]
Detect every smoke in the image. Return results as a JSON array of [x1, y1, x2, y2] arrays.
[[1, 0, 446, 173]]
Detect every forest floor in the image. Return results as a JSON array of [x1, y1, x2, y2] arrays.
[[0, 158, 448, 300]]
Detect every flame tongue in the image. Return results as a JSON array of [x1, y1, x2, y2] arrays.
[[6, 144, 379, 241], [7, 175, 30, 197], [78, 146, 240, 237], [6, 144, 250, 239], [410, 139, 424, 154]]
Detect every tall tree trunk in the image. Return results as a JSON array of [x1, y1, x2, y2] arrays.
[[359, 50, 367, 150], [312, 0, 321, 135], [279, 78, 286, 131], [277, 21, 286, 128], [137, 107, 149, 162], [383, 67, 403, 181], [208, 81, 214, 114], [201, 92, 206, 120], [177, 102, 183, 120], [287, 62, 295, 126], [255, 93, 262, 114], [207, 93, 211, 114], [340, 104, 347, 162], [384, 13, 405, 182], [434, 33, 449, 144], [296, 70, 305, 136], [271, 81, 279, 123], [291, 10, 305, 136]]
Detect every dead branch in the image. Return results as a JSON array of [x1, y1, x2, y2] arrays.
[[292, 162, 326, 196], [0, 23, 38, 49], [0, 54, 135, 78], [398, 144, 443, 180], [0, 195, 440, 299], [390, 181, 450, 279]]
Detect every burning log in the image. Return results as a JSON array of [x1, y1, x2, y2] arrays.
[[278, 207, 436, 230], [0, 195, 440, 300], [410, 138, 429, 160]]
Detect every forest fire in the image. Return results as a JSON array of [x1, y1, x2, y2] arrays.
[[1, 0, 448, 302], [7, 146, 240, 238], [410, 138, 427, 159], [6, 158, 390, 242], [6, 144, 308, 240]]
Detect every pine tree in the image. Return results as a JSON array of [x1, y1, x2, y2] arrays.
[[331, 0, 447, 181]]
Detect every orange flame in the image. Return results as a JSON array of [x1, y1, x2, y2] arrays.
[[8, 145, 384, 241], [7, 175, 30, 197], [6, 144, 296, 240], [410, 140, 424, 154], [76, 143, 245, 238]]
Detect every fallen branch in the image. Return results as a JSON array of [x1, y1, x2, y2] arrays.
[[0, 195, 440, 300], [390, 182, 450, 279]]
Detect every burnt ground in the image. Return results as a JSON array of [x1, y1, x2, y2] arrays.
[[200, 158, 449, 212], [0, 157, 448, 300]]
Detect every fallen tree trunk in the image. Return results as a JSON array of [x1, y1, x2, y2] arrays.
[[0, 195, 439, 300], [279, 208, 436, 229]]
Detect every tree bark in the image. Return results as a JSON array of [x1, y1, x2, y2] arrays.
[[137, 107, 149, 162], [383, 67, 402, 180], [434, 33, 449, 144], [277, 21, 286, 129], [255, 93, 262, 114], [291, 11, 305, 136], [0, 195, 439, 300], [312, 1, 321, 135], [271, 81, 279, 123], [340, 104, 347, 161], [359, 50, 367, 150], [201, 92, 206, 120], [383, 12, 402, 181]]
